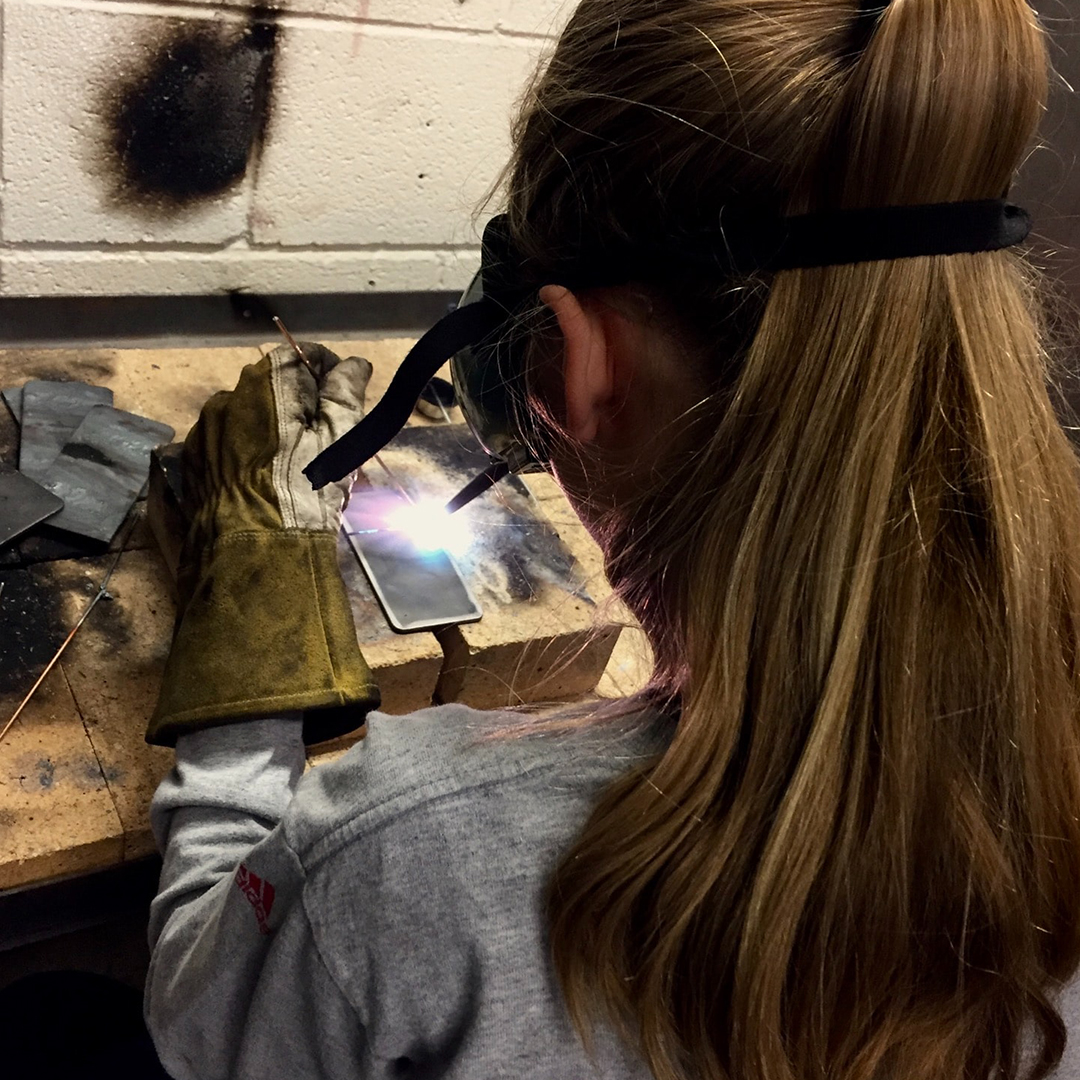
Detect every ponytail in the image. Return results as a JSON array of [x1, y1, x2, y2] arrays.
[[505, 2, 1080, 1078]]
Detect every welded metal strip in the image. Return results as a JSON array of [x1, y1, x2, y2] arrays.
[[19, 380, 114, 482], [40, 405, 174, 543]]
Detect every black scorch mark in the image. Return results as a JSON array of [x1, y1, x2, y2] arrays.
[[62, 442, 115, 469], [99, 9, 279, 211], [0, 568, 67, 695], [37, 759, 55, 789]]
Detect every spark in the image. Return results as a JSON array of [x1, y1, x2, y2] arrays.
[[385, 499, 473, 558]]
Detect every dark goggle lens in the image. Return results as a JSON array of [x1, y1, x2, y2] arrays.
[[450, 271, 545, 474]]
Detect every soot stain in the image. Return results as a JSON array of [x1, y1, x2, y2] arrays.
[[99, 9, 279, 211], [92, 594, 135, 651], [228, 289, 278, 332], [1, 529, 109, 571], [62, 442, 116, 469], [0, 568, 67, 696], [37, 758, 55, 789], [76, 760, 123, 791], [35, 558, 135, 652], [12, 350, 117, 386]]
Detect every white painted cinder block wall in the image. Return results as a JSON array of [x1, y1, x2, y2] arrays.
[[0, 0, 574, 297]]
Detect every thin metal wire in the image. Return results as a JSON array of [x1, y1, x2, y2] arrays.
[[272, 316, 318, 378], [0, 511, 139, 746], [372, 454, 414, 504]]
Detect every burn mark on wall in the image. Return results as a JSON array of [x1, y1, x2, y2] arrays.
[[98, 8, 279, 212]]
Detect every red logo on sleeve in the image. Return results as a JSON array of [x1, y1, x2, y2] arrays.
[[235, 864, 276, 935]]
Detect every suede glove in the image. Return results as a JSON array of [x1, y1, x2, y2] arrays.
[[146, 342, 380, 747]]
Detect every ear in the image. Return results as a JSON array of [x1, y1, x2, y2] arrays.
[[538, 284, 615, 444]]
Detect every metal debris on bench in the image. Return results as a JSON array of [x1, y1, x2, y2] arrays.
[[0, 380, 173, 549]]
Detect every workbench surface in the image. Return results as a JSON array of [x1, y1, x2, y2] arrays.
[[0, 340, 648, 893]]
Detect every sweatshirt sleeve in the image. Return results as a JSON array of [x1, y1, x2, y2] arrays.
[[144, 718, 368, 1080]]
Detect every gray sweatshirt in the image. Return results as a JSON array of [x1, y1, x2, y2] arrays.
[[146, 705, 1080, 1080]]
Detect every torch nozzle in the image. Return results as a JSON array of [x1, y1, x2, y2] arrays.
[[444, 460, 511, 515]]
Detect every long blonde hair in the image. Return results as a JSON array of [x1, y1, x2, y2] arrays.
[[501, 1, 1080, 1078]]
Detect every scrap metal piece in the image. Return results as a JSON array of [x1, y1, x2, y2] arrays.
[[40, 405, 174, 543], [19, 380, 114, 482], [1, 387, 23, 424], [0, 461, 64, 548]]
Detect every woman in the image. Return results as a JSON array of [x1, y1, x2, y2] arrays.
[[144, 1, 1080, 1078]]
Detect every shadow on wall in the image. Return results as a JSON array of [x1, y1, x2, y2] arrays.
[[92, 6, 280, 214]]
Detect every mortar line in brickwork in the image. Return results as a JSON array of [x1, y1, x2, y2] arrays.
[[37, 0, 557, 43], [287, 13, 558, 42], [3, 240, 257, 253], [3, 241, 484, 255], [240, 242, 486, 254]]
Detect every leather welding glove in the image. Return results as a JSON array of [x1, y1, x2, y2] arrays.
[[146, 342, 380, 747]]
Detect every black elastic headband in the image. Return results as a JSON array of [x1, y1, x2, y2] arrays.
[[304, 198, 1032, 490], [473, 200, 1032, 302], [661, 199, 1032, 276]]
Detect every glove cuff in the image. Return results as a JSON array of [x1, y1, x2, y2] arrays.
[[147, 530, 380, 747]]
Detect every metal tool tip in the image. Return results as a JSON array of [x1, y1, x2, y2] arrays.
[[272, 316, 317, 377]]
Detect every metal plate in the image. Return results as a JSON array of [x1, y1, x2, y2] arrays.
[[40, 405, 174, 543], [0, 461, 64, 548], [19, 381, 114, 482], [344, 488, 482, 633], [379, 424, 589, 605]]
